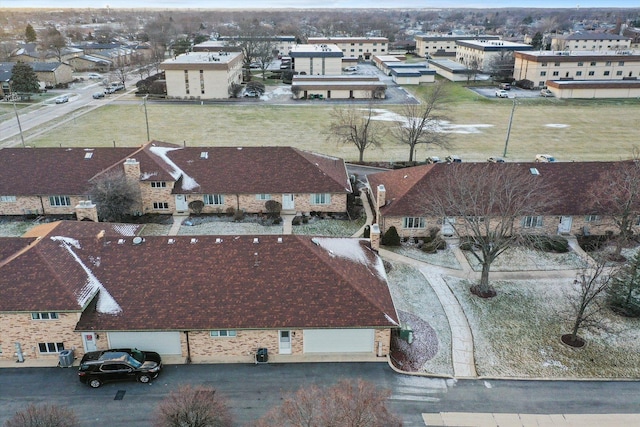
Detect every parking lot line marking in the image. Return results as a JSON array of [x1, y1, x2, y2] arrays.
[[114, 390, 126, 400]]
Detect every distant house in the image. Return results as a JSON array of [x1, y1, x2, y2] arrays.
[[160, 51, 243, 99], [0, 221, 399, 364], [0, 61, 73, 91], [0, 143, 352, 218], [367, 162, 639, 240]]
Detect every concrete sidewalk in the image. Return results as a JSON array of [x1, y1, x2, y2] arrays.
[[423, 412, 640, 426]]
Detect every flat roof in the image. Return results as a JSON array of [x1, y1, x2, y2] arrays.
[[456, 39, 533, 51], [290, 44, 343, 58], [162, 51, 241, 65], [416, 34, 500, 41], [428, 59, 469, 73], [548, 79, 640, 89], [308, 36, 388, 43], [516, 49, 639, 58]]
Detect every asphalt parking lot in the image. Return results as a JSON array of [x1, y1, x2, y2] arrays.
[[470, 85, 544, 99]]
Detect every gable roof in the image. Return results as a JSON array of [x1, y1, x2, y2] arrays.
[[0, 221, 398, 332], [368, 161, 637, 217]]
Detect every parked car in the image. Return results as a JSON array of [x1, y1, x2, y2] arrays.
[[104, 86, 116, 94], [78, 348, 162, 388], [495, 89, 509, 98], [540, 88, 553, 97], [54, 95, 68, 104], [445, 155, 462, 163], [535, 154, 556, 162], [499, 82, 511, 90], [343, 66, 358, 72], [88, 73, 103, 79], [487, 156, 505, 163], [243, 89, 259, 97], [426, 156, 441, 164], [110, 82, 125, 92], [92, 91, 105, 99]]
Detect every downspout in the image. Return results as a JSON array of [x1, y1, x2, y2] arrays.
[[39, 196, 45, 215], [184, 331, 192, 364]]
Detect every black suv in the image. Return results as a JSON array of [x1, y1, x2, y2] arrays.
[[78, 348, 162, 388]]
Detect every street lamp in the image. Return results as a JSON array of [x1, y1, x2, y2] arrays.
[[9, 82, 26, 148], [502, 95, 517, 158]]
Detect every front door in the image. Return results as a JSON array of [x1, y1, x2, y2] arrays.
[[175, 195, 188, 212], [82, 332, 98, 352], [558, 216, 573, 234], [282, 194, 294, 210], [279, 330, 292, 354]]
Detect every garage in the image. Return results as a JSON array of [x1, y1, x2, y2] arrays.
[[303, 329, 374, 353], [107, 332, 182, 355]]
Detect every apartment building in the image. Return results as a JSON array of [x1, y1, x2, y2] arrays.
[[551, 32, 631, 51], [160, 51, 243, 99], [414, 34, 500, 58], [307, 37, 388, 60], [456, 39, 533, 73], [289, 44, 343, 75]]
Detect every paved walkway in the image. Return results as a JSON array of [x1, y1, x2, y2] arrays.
[[422, 412, 640, 426]]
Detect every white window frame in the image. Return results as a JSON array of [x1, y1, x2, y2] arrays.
[[310, 193, 331, 205], [31, 312, 59, 320], [0, 195, 16, 202], [204, 194, 224, 205], [49, 196, 71, 207], [585, 214, 601, 222], [153, 202, 169, 210], [38, 342, 64, 354], [256, 194, 271, 201], [150, 181, 167, 188], [210, 330, 237, 337], [523, 215, 543, 228], [403, 217, 426, 229]]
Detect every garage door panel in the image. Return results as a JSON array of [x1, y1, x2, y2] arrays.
[[108, 332, 182, 355], [303, 329, 374, 353]]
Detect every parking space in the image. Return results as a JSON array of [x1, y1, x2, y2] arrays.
[[470, 85, 543, 99]]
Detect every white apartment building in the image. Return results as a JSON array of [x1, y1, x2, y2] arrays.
[[550, 32, 631, 51], [160, 51, 243, 99], [456, 39, 533, 73], [289, 44, 343, 75], [306, 37, 388, 60], [414, 34, 500, 58]]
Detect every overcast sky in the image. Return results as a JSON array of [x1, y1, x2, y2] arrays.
[[1, 1, 638, 9]]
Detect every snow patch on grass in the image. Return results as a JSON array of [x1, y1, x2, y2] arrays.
[[464, 246, 588, 271], [386, 243, 462, 270]]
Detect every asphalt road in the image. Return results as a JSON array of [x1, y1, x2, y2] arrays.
[[1, 363, 639, 426]]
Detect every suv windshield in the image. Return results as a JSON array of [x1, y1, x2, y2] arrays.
[[130, 349, 145, 364]]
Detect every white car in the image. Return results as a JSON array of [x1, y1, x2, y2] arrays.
[[54, 95, 68, 104], [540, 88, 553, 97], [535, 154, 556, 162], [445, 155, 462, 163], [426, 156, 441, 164], [487, 156, 505, 163], [343, 66, 358, 72], [495, 89, 509, 98], [88, 73, 102, 79]]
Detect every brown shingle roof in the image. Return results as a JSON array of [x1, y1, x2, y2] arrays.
[[0, 222, 398, 331], [368, 161, 637, 217]]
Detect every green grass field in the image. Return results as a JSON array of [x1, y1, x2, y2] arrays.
[[5, 81, 640, 163]]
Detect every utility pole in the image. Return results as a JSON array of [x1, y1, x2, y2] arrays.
[[143, 94, 150, 141], [502, 96, 517, 158], [10, 84, 26, 148]]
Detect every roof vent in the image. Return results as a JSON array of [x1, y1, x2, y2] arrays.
[[168, 238, 175, 244], [118, 239, 125, 244], [200, 151, 208, 159], [253, 238, 259, 244], [215, 238, 223, 244], [190, 238, 198, 244], [530, 167, 540, 175], [84, 152, 93, 159], [132, 236, 143, 245], [277, 237, 283, 243]]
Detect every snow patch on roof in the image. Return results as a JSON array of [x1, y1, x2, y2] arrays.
[[385, 313, 399, 326], [149, 146, 200, 191], [311, 237, 386, 279], [112, 224, 138, 236], [140, 171, 158, 180], [50, 236, 122, 315]]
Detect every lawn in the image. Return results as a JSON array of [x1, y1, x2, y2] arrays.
[[10, 81, 640, 163]]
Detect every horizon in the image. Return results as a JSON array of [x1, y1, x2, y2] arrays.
[[1, 1, 639, 10]]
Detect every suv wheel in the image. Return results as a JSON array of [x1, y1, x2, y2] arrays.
[[138, 374, 151, 383], [89, 378, 102, 388]]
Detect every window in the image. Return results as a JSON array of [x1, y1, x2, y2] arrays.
[[199, 69, 205, 94], [403, 217, 425, 229], [0, 195, 16, 202], [150, 181, 166, 188], [153, 202, 169, 210], [552, 71, 559, 76], [619, 61, 625, 66], [588, 71, 595, 76], [49, 196, 70, 207], [541, 62, 547, 67], [32, 312, 59, 320], [184, 70, 189, 95], [256, 194, 271, 201], [617, 71, 623, 76], [210, 330, 237, 337], [523, 216, 543, 228], [603, 71, 610, 76], [590, 61, 596, 66], [577, 62, 583, 66], [554, 62, 560, 66], [311, 193, 331, 205], [576, 71, 582, 76], [204, 194, 224, 205], [585, 214, 601, 222], [540, 71, 547, 76], [605, 61, 611, 66], [38, 342, 64, 354]]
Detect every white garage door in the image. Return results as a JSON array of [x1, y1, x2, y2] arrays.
[[108, 332, 182, 355], [303, 329, 374, 353]]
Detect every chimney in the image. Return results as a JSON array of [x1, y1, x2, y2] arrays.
[[75, 200, 99, 222], [376, 184, 386, 209], [370, 224, 381, 251], [123, 158, 140, 181]]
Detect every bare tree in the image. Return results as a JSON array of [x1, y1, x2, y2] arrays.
[[421, 163, 554, 297], [563, 262, 616, 347], [4, 404, 79, 427], [487, 51, 515, 82], [38, 27, 66, 62], [608, 250, 640, 317], [228, 19, 276, 82], [328, 103, 385, 162], [391, 81, 450, 162], [88, 170, 140, 222], [464, 58, 480, 84], [256, 379, 402, 427], [588, 154, 640, 261], [154, 385, 233, 427]]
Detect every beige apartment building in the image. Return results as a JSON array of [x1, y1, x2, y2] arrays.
[[513, 50, 640, 89], [160, 51, 243, 100], [290, 44, 343, 75], [551, 32, 631, 51], [414, 34, 500, 58], [307, 37, 388, 60], [456, 39, 533, 73]]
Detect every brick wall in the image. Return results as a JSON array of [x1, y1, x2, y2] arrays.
[[176, 193, 347, 215], [0, 312, 84, 361]]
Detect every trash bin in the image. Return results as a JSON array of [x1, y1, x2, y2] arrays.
[[255, 348, 268, 364], [58, 349, 74, 368]]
